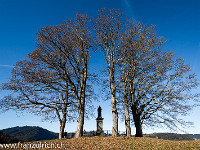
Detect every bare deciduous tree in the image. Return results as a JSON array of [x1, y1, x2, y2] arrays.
[[120, 21, 199, 137], [0, 59, 76, 139], [94, 8, 125, 136], [0, 14, 94, 138]]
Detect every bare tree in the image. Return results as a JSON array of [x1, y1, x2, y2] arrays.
[[0, 14, 94, 138], [120, 21, 199, 137], [0, 59, 76, 139], [94, 8, 125, 136]]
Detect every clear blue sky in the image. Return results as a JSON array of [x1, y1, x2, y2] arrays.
[[0, 0, 200, 134]]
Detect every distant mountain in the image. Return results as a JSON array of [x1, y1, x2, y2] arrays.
[[0, 131, 21, 144], [1, 126, 58, 142], [144, 133, 194, 141]]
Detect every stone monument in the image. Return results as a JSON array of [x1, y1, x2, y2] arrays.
[[96, 106, 104, 136]]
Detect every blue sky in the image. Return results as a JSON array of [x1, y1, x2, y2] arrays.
[[0, 0, 200, 134]]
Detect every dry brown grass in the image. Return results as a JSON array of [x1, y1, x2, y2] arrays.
[[3, 136, 200, 149]]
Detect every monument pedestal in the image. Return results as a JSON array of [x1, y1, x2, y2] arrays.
[[96, 106, 104, 136], [96, 117, 104, 136]]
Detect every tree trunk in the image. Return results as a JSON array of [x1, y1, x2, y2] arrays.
[[75, 50, 87, 138], [123, 78, 131, 136], [109, 53, 118, 136], [130, 82, 143, 137], [124, 100, 131, 136], [59, 119, 66, 139], [58, 109, 67, 139], [125, 118, 131, 136], [134, 117, 143, 137], [58, 84, 68, 139], [131, 105, 143, 137], [111, 94, 118, 136], [59, 102, 67, 139], [74, 106, 84, 138]]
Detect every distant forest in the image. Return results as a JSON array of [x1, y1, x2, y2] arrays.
[[0, 131, 21, 144], [1, 126, 58, 143]]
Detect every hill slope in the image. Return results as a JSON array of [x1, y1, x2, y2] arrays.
[[1, 126, 58, 142], [0, 131, 21, 144]]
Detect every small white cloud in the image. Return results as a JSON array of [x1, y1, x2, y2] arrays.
[[0, 65, 14, 68]]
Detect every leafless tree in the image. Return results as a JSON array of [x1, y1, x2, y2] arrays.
[[120, 21, 199, 137], [94, 8, 125, 136], [0, 14, 94, 138], [0, 59, 77, 139]]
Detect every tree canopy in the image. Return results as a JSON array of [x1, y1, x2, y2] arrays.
[[0, 8, 199, 138]]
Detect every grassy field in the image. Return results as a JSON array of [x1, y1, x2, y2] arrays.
[[3, 136, 200, 149]]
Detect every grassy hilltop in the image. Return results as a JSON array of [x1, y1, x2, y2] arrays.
[[12, 136, 200, 150]]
